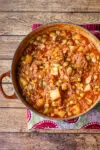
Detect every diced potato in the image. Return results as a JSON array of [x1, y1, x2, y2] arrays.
[[67, 111, 72, 117], [61, 83, 67, 90], [67, 67, 72, 75], [81, 40, 87, 45], [44, 103, 49, 108], [97, 56, 100, 60], [51, 113, 55, 117], [84, 84, 91, 92], [56, 30, 60, 35], [25, 55, 32, 63], [76, 90, 80, 94], [36, 99, 45, 108], [67, 39, 74, 46], [33, 41, 38, 45], [88, 44, 92, 50], [69, 100, 74, 105], [51, 64, 59, 76], [19, 77, 28, 87], [90, 53, 96, 62], [85, 75, 91, 84], [69, 46, 75, 51], [95, 85, 100, 89], [92, 57, 96, 63], [71, 104, 81, 115], [77, 77, 81, 82], [38, 43, 45, 49], [94, 75, 97, 80], [75, 40, 80, 44], [54, 109, 65, 117], [50, 88, 61, 101], [58, 110, 66, 118], [27, 84, 33, 90], [63, 62, 69, 67], [73, 34, 81, 40], [77, 46, 84, 52], [62, 39, 67, 45], [51, 67, 58, 76], [66, 57, 71, 61], [50, 32, 57, 41]]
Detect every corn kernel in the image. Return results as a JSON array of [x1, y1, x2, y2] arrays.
[[67, 67, 72, 75], [63, 62, 69, 67], [66, 57, 71, 61], [61, 83, 67, 90]]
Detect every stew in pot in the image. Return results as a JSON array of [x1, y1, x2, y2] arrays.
[[17, 28, 100, 118]]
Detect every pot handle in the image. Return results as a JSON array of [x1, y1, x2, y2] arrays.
[[0, 71, 17, 99]]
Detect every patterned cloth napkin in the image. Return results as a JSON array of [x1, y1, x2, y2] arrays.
[[27, 24, 100, 130]]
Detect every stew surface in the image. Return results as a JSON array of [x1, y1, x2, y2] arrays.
[[17, 28, 100, 118]]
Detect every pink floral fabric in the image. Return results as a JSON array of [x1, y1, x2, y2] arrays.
[[27, 24, 100, 130]]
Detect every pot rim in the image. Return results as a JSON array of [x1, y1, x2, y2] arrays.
[[11, 22, 100, 120]]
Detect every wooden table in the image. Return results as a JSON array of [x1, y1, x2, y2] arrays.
[[0, 0, 100, 149]]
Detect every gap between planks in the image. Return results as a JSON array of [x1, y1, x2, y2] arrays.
[[0, 11, 100, 13]]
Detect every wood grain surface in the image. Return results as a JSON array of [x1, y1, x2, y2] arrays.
[[0, 133, 100, 150], [0, 108, 27, 132], [0, 36, 24, 59], [0, 0, 100, 149], [0, 12, 100, 35], [0, 0, 100, 12]]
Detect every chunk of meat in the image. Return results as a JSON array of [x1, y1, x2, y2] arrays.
[[72, 53, 88, 70]]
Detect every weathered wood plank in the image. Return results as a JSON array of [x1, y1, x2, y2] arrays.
[[0, 60, 11, 76], [0, 59, 24, 107], [0, 0, 100, 12], [0, 12, 100, 35], [0, 36, 24, 59], [0, 133, 100, 150], [0, 88, 25, 108], [0, 108, 27, 132], [0, 96, 25, 108], [0, 81, 25, 107], [0, 60, 12, 84]]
